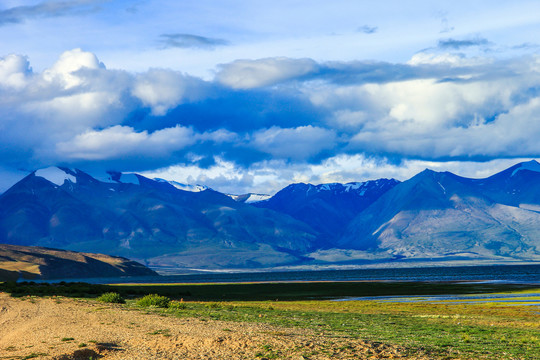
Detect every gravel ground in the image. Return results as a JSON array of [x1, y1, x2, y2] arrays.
[[0, 293, 434, 359]]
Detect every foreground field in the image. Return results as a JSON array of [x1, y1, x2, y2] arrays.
[[0, 293, 430, 360], [0, 282, 539, 359]]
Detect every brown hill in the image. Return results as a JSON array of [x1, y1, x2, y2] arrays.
[[0, 244, 157, 281]]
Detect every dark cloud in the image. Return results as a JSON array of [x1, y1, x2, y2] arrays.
[[159, 33, 229, 49], [0, 0, 104, 26], [438, 37, 490, 49], [128, 88, 327, 134], [357, 25, 377, 34]]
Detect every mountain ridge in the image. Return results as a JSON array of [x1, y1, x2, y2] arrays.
[[1, 161, 539, 272], [0, 167, 319, 270]]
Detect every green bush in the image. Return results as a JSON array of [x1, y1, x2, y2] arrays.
[[97, 292, 125, 304], [168, 300, 187, 310], [136, 294, 170, 308]]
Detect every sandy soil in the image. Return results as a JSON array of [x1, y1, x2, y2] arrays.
[[0, 293, 431, 359]]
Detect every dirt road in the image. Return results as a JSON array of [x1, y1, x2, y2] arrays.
[[0, 293, 429, 359]]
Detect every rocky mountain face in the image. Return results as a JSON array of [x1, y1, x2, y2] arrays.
[[0, 244, 157, 281], [0, 168, 317, 270], [1, 161, 540, 272], [337, 161, 540, 265]]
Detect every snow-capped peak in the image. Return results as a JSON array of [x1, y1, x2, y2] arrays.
[[511, 160, 540, 177], [34, 167, 76, 186], [154, 178, 208, 192]]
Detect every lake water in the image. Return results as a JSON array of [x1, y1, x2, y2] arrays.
[[335, 291, 540, 306], [37, 264, 540, 285]]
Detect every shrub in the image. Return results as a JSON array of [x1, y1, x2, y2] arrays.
[[168, 300, 187, 310], [97, 292, 125, 304], [136, 294, 170, 308]]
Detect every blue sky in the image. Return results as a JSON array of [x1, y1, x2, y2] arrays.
[[1, 0, 540, 194]]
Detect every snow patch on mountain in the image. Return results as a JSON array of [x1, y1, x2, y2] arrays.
[[228, 193, 271, 203], [511, 160, 540, 176], [245, 194, 271, 203], [35, 167, 76, 186], [154, 178, 208, 192]]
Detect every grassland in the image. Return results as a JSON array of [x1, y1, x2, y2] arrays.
[[1, 281, 539, 359]]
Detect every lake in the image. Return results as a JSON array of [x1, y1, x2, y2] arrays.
[[36, 264, 540, 285]]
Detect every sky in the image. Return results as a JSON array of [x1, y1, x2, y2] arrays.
[[1, 0, 540, 194]]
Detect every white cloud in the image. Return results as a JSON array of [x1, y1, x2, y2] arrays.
[[132, 69, 207, 115], [216, 57, 318, 89], [250, 126, 337, 159], [0, 54, 31, 90], [30, 91, 125, 132], [141, 154, 537, 196], [141, 157, 253, 194], [56, 125, 196, 160], [348, 94, 540, 159], [42, 48, 104, 89], [198, 129, 241, 143], [408, 52, 491, 67]]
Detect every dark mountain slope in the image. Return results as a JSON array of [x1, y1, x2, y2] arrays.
[[255, 179, 399, 243]]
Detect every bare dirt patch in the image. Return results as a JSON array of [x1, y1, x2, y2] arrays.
[[0, 293, 431, 359]]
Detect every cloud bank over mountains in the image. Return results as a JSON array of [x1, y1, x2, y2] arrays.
[[2, 47, 540, 193]]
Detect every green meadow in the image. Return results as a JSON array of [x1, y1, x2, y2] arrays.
[[1, 281, 539, 359]]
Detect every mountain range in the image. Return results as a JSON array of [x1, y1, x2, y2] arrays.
[[0, 161, 539, 271]]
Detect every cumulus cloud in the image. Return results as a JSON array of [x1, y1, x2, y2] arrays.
[[216, 57, 319, 89], [0, 49, 212, 171], [0, 54, 31, 90], [42, 48, 104, 89], [159, 33, 229, 49], [0, 0, 103, 26], [132, 69, 208, 115]]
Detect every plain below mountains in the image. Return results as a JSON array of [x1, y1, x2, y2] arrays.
[[0, 161, 540, 271]]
